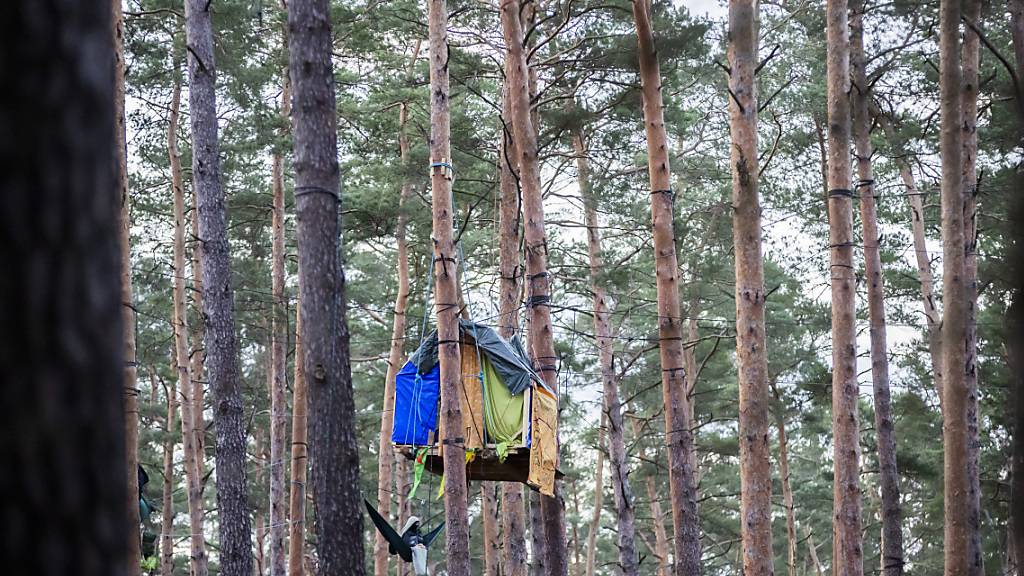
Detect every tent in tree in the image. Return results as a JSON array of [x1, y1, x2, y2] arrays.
[[391, 319, 559, 496]]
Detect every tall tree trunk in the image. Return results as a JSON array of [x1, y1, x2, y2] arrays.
[[375, 101, 414, 576], [727, 1, 775, 573], [113, 1, 142, 571], [850, 4, 904, 574], [255, 433, 268, 576], [184, 1, 255, 573], [771, 385, 797, 576], [825, 0, 864, 573], [631, 1, 701, 573], [961, 3, 983, 574], [483, 482, 503, 576], [1, 2, 127, 571], [1011, 298, 1024, 576], [287, 0, 365, 572], [161, 374, 177, 576], [191, 182, 207, 481], [584, 413, 606, 576], [1013, 0, 1024, 80], [498, 70, 530, 576], [169, 53, 210, 576], [288, 289, 308, 576], [268, 65, 291, 576], [423, 0, 471, 573], [500, 2, 569, 573], [530, 490, 547, 576], [939, 0, 970, 572], [574, 128, 639, 576]]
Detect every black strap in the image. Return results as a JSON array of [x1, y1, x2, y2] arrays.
[[527, 271, 550, 280], [828, 188, 855, 198], [441, 437, 465, 446], [855, 179, 875, 189], [295, 185, 340, 201], [526, 295, 551, 307]]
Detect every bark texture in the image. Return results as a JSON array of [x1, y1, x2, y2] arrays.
[[726, 2, 775, 574], [184, 1, 255, 573], [574, 129, 638, 576], [269, 67, 291, 576], [500, 2, 569, 574], [631, 1, 701, 573], [530, 490, 547, 576], [113, 1, 142, 571], [939, 0, 969, 573], [483, 482, 502, 576], [771, 386, 797, 576], [288, 290, 309, 576], [0, 3, 127, 572], [851, 4, 903, 574], [161, 374, 177, 576], [825, 0, 864, 573], [426, 0, 471, 574], [287, 0, 366, 572]]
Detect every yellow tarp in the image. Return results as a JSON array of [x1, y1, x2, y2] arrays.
[[527, 386, 558, 496]]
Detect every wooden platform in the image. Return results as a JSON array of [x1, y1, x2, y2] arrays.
[[394, 445, 562, 484]]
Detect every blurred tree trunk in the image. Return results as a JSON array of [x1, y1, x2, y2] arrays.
[[851, 3, 903, 574], [825, 0, 863, 573], [184, 1, 255, 573], [288, 288, 308, 576], [630, 1, 701, 573], [530, 490, 547, 576], [500, 1, 569, 574], [483, 482, 502, 576], [287, 0, 366, 571], [1, 1, 128, 571], [771, 384, 797, 576], [169, 51, 209, 576], [584, 412, 606, 576], [627, 414, 668, 576], [161, 371, 177, 576], [112, 1, 141, 572]]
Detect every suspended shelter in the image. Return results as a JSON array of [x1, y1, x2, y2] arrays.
[[391, 319, 560, 496]]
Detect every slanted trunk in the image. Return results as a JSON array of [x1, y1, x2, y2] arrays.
[[268, 65, 290, 576], [2, 1, 127, 569], [727, 2, 775, 574], [771, 385, 797, 576], [424, 0, 471, 573], [631, 1, 701, 573], [500, 1, 568, 573], [825, 0, 864, 573], [184, 1, 254, 573], [851, 4, 903, 574], [169, 55, 209, 576], [161, 373, 177, 576], [287, 0, 365, 571], [574, 128, 638, 576], [112, 2, 141, 571], [939, 0, 969, 572], [806, 528, 825, 576], [961, 4, 983, 574], [584, 413, 606, 576], [288, 290, 308, 576]]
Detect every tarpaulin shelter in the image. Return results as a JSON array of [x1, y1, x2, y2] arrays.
[[391, 319, 559, 496]]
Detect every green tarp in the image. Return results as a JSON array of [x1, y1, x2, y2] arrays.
[[482, 355, 524, 447]]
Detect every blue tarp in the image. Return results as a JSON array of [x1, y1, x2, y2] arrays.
[[392, 360, 440, 445]]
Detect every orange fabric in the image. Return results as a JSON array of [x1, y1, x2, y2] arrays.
[[527, 386, 558, 496]]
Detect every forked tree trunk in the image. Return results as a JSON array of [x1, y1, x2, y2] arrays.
[[961, 3, 983, 574], [268, 65, 291, 576], [825, 0, 863, 573], [584, 413, 606, 576], [851, 4, 903, 574], [2, 7, 127, 573], [574, 128, 638, 576], [287, 0, 365, 571], [500, 2, 569, 573], [169, 54, 209, 576], [630, 1, 701, 573], [161, 374, 177, 576], [726, 1, 775, 573], [770, 384, 797, 576], [288, 289, 308, 576], [939, 0, 969, 572], [184, 1, 255, 573], [498, 72, 530, 576], [112, 2, 141, 571], [424, 0, 471, 573]]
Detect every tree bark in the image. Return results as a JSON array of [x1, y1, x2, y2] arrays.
[[161, 373, 177, 576], [288, 288, 308, 576], [530, 490, 547, 576], [483, 481, 503, 576], [169, 50, 210, 576], [851, 4, 903, 574], [825, 0, 864, 573], [287, 0, 366, 572], [727, 2, 775, 574], [268, 63, 291, 576], [939, 0, 969, 572], [960, 3, 983, 574], [1013, 0, 1024, 81], [574, 128, 638, 576], [184, 1, 255, 573], [584, 413, 607, 576], [113, 1, 142, 572], [805, 528, 825, 576], [630, 1, 701, 573], [0, 2, 127, 572], [500, 2, 569, 574], [771, 385, 797, 576]]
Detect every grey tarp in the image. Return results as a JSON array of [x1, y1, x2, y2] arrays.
[[408, 319, 548, 395]]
